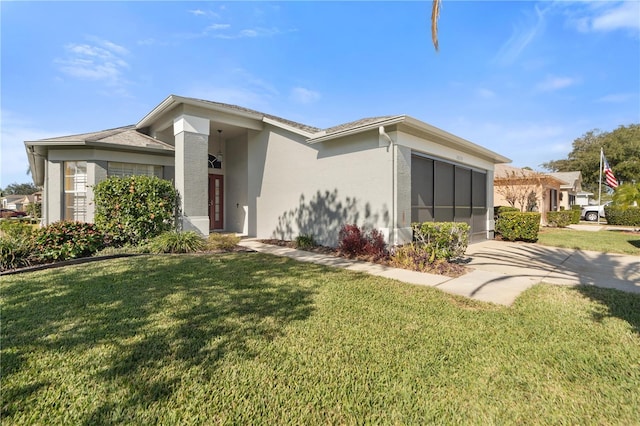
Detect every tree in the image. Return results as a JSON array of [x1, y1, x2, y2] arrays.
[[1, 182, 40, 195], [542, 124, 640, 193]]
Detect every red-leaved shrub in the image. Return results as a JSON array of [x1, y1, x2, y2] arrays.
[[338, 224, 387, 260]]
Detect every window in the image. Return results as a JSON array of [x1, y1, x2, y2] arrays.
[[64, 161, 87, 221], [107, 162, 163, 178]]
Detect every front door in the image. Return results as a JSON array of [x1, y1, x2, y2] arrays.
[[208, 174, 224, 230]]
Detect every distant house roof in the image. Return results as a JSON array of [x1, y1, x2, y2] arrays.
[[2, 195, 27, 203], [548, 171, 582, 190], [494, 164, 565, 187]]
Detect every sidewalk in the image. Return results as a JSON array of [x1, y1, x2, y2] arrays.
[[239, 239, 640, 306], [238, 240, 539, 306]]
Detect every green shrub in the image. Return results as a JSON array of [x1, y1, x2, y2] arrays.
[[33, 221, 106, 262], [26, 202, 42, 219], [411, 221, 470, 261], [570, 205, 581, 224], [605, 206, 640, 226], [494, 206, 519, 219], [390, 243, 434, 272], [295, 234, 317, 249], [547, 211, 573, 228], [495, 212, 541, 242], [147, 231, 206, 254], [0, 220, 37, 240], [0, 236, 34, 271], [389, 243, 465, 275], [207, 233, 241, 251], [93, 176, 179, 246]]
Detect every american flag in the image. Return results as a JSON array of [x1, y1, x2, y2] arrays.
[[602, 152, 618, 189]]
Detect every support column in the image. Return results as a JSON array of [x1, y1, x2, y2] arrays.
[[174, 114, 210, 235]]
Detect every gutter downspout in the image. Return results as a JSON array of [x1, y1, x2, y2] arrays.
[[379, 126, 395, 245]]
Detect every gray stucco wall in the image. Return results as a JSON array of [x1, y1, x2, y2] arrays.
[[225, 135, 249, 234], [250, 125, 393, 247]]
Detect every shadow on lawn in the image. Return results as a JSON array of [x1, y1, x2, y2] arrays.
[[1, 253, 332, 424]]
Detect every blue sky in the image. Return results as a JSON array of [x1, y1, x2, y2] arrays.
[[1, 1, 639, 187]]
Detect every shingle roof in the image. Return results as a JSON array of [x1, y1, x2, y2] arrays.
[[32, 125, 174, 151], [548, 171, 581, 187], [183, 97, 322, 134], [323, 116, 398, 135]]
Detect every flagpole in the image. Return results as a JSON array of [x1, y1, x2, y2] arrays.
[[598, 147, 603, 225]]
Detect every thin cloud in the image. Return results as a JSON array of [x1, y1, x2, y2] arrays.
[[494, 4, 550, 66], [55, 37, 131, 93], [597, 93, 635, 103], [564, 1, 640, 34], [206, 23, 231, 31], [476, 88, 496, 99], [290, 87, 321, 105], [591, 2, 640, 32], [211, 27, 290, 39], [536, 75, 576, 92]]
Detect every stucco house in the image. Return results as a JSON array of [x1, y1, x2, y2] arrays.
[[1, 193, 41, 212], [493, 164, 566, 223], [25, 95, 509, 246], [548, 171, 587, 210]]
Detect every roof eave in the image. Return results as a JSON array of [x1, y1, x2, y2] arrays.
[[136, 95, 179, 129], [136, 95, 265, 129], [401, 116, 511, 164], [24, 143, 45, 186]]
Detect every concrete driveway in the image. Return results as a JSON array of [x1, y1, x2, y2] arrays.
[[464, 240, 640, 295]]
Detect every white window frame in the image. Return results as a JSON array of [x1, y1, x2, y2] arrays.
[[64, 161, 88, 221]]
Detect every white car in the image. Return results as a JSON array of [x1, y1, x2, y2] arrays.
[[581, 201, 612, 222]]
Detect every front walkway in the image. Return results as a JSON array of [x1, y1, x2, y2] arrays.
[[239, 239, 640, 306]]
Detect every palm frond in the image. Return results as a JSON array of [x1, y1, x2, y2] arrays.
[[431, 0, 442, 51]]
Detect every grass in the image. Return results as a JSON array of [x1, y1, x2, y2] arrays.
[[538, 227, 640, 255], [2, 254, 639, 424]]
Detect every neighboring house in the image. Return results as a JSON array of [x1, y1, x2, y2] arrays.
[[25, 95, 510, 246], [575, 191, 593, 207], [493, 164, 565, 224], [1, 195, 27, 211], [548, 171, 586, 210], [0, 193, 40, 211]]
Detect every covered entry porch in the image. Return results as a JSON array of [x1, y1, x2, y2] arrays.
[[136, 97, 262, 236]]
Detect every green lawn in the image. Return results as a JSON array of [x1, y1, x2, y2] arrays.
[[2, 254, 639, 424], [538, 228, 640, 255]]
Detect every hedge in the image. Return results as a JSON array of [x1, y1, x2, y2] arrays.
[[604, 206, 640, 226], [495, 211, 541, 242], [93, 176, 179, 246], [570, 205, 581, 224], [547, 211, 574, 228]]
